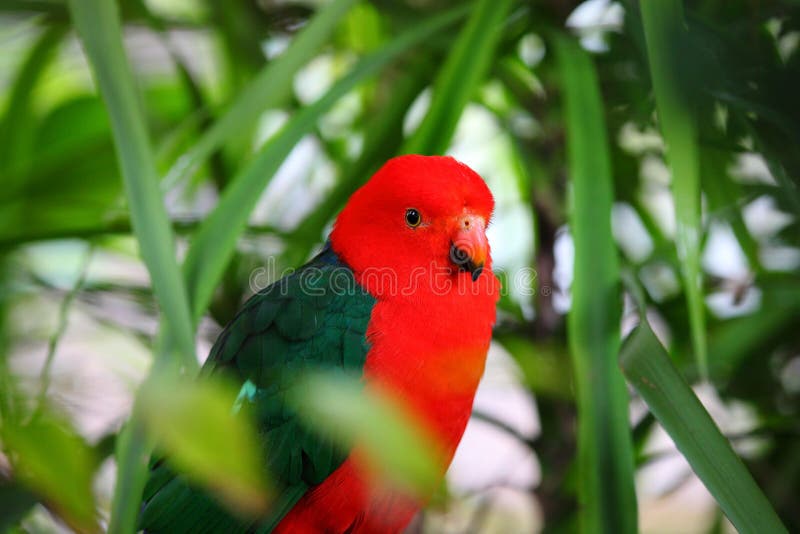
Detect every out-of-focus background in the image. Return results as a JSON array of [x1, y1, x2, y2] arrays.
[[1, 0, 799, 532]]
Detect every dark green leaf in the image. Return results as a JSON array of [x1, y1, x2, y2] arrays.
[[556, 34, 637, 534]]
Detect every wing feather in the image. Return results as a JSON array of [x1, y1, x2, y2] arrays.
[[139, 244, 375, 533]]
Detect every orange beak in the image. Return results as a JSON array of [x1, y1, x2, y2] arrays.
[[449, 213, 488, 281]]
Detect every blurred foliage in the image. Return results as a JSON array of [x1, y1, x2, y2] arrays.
[[290, 372, 445, 498], [137, 376, 270, 518], [0, 0, 798, 532]]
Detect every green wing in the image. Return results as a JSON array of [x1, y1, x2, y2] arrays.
[[138, 244, 376, 533]]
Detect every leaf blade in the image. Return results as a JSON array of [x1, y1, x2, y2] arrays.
[[640, 0, 707, 377], [620, 322, 787, 534], [2, 415, 99, 532], [138, 377, 270, 517]]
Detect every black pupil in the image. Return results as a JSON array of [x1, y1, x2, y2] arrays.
[[406, 209, 420, 226]]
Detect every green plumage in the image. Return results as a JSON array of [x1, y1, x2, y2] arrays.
[[138, 244, 376, 533]]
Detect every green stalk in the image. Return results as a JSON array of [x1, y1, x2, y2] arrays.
[[68, 0, 196, 371], [556, 35, 637, 534], [640, 0, 707, 377]]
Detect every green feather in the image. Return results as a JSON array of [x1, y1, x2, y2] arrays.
[[139, 244, 375, 532]]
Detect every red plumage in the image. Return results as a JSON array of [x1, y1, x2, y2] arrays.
[[276, 155, 499, 533]]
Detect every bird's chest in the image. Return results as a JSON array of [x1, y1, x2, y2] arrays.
[[362, 292, 494, 456]]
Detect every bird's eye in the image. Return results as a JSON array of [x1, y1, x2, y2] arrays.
[[405, 208, 421, 228]]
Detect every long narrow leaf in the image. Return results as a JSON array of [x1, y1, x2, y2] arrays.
[[556, 35, 637, 534], [163, 0, 357, 189], [640, 0, 707, 377], [68, 0, 196, 369], [182, 7, 465, 321], [620, 321, 787, 533], [402, 0, 513, 155]]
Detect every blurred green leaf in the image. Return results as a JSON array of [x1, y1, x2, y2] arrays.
[[0, 97, 123, 246], [708, 286, 800, 382], [163, 0, 358, 189], [68, 0, 196, 370], [2, 414, 98, 532], [290, 372, 443, 498], [640, 0, 708, 377], [137, 377, 269, 517], [620, 321, 787, 533], [339, 2, 384, 54], [182, 6, 466, 322], [402, 0, 512, 155], [556, 34, 637, 534]]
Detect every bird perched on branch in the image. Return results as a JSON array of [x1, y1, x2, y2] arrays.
[[139, 155, 499, 533]]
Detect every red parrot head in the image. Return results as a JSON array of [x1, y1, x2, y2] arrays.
[[331, 155, 496, 297]]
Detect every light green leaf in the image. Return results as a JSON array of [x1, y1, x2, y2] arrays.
[[290, 372, 443, 498], [640, 0, 707, 377], [138, 377, 270, 518], [0, 97, 123, 247], [2, 415, 99, 532], [556, 34, 637, 534], [620, 321, 787, 534], [0, 23, 66, 185]]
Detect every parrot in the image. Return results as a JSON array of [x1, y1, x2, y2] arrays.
[[138, 154, 500, 533]]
